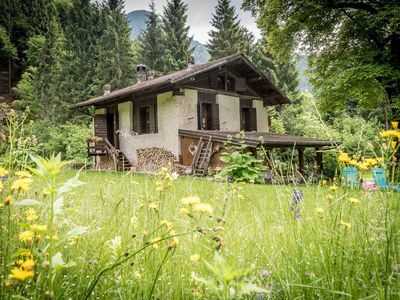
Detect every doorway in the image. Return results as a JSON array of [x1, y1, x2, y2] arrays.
[[106, 108, 119, 147]]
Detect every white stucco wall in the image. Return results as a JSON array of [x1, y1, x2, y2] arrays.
[[118, 89, 198, 164], [217, 94, 240, 131], [253, 99, 269, 132]]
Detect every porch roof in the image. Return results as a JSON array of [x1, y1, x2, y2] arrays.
[[178, 129, 338, 148]]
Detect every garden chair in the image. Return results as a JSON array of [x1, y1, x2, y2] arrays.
[[343, 166, 360, 189], [372, 168, 400, 191]]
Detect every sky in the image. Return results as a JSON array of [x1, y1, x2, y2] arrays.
[[123, 0, 261, 44]]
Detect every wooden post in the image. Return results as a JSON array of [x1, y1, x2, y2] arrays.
[[316, 147, 323, 174], [298, 148, 305, 174]]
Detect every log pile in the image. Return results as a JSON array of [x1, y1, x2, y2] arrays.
[[136, 147, 187, 174]]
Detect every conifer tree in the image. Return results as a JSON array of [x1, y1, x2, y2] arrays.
[[137, 0, 165, 75], [93, 0, 135, 93], [207, 0, 250, 59], [162, 0, 193, 72]]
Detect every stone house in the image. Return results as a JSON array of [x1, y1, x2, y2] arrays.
[[72, 53, 333, 175]]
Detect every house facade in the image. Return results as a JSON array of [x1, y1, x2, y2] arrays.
[[73, 54, 333, 174]]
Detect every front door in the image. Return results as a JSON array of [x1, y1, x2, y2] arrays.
[[106, 108, 119, 148]]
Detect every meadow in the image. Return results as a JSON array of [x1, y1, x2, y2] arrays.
[[1, 167, 400, 299]]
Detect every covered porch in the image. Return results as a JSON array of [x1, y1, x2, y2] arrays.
[[179, 130, 337, 182]]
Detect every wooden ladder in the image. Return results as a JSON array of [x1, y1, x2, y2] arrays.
[[191, 136, 213, 177]]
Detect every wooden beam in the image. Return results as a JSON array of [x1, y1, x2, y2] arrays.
[[248, 77, 262, 83]]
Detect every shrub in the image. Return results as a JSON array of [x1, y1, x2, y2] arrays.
[[218, 140, 266, 183], [34, 121, 92, 167]]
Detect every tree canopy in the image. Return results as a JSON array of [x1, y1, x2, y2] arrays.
[[243, 0, 400, 120]]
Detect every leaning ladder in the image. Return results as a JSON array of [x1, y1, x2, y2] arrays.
[[192, 136, 213, 177]]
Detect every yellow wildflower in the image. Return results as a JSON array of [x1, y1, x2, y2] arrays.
[[190, 254, 200, 262], [391, 141, 397, 149], [19, 231, 34, 242], [30, 224, 47, 232], [380, 130, 400, 138], [43, 187, 52, 196], [151, 237, 161, 249], [21, 259, 35, 271], [161, 220, 173, 232], [181, 196, 201, 206], [193, 203, 213, 215], [326, 195, 334, 201], [315, 207, 324, 214], [392, 121, 399, 129], [9, 267, 34, 281], [25, 208, 38, 221], [321, 180, 327, 186], [168, 237, 179, 249], [338, 152, 350, 164], [349, 197, 360, 204], [148, 202, 158, 210], [349, 159, 358, 166], [11, 178, 33, 192], [15, 171, 32, 179], [180, 207, 190, 216], [358, 162, 369, 171], [0, 166, 8, 176], [4, 195, 13, 206], [339, 220, 352, 229], [329, 185, 338, 191]]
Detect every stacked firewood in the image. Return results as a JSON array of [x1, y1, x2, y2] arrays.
[[136, 147, 187, 174]]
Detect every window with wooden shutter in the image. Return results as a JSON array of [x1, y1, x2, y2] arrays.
[[132, 95, 158, 134], [94, 114, 107, 138], [240, 99, 257, 132], [198, 92, 218, 130], [211, 103, 220, 130]]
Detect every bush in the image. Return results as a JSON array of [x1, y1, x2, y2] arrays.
[[218, 141, 266, 183], [34, 121, 92, 166]]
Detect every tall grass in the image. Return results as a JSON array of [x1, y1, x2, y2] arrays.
[[1, 169, 399, 299]]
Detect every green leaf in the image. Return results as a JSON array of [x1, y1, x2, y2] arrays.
[[56, 174, 84, 197], [54, 196, 64, 215]]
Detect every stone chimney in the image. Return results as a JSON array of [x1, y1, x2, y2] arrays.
[[187, 56, 195, 70], [136, 64, 148, 82], [103, 84, 111, 95]]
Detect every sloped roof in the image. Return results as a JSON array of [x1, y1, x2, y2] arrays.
[[72, 53, 290, 108], [179, 130, 338, 148]]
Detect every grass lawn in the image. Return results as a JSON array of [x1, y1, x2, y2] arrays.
[[1, 170, 400, 299]]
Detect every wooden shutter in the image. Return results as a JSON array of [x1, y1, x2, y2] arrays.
[[149, 104, 157, 133], [132, 102, 140, 134], [197, 103, 202, 129], [211, 104, 220, 130], [249, 108, 257, 132], [94, 114, 107, 138]]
